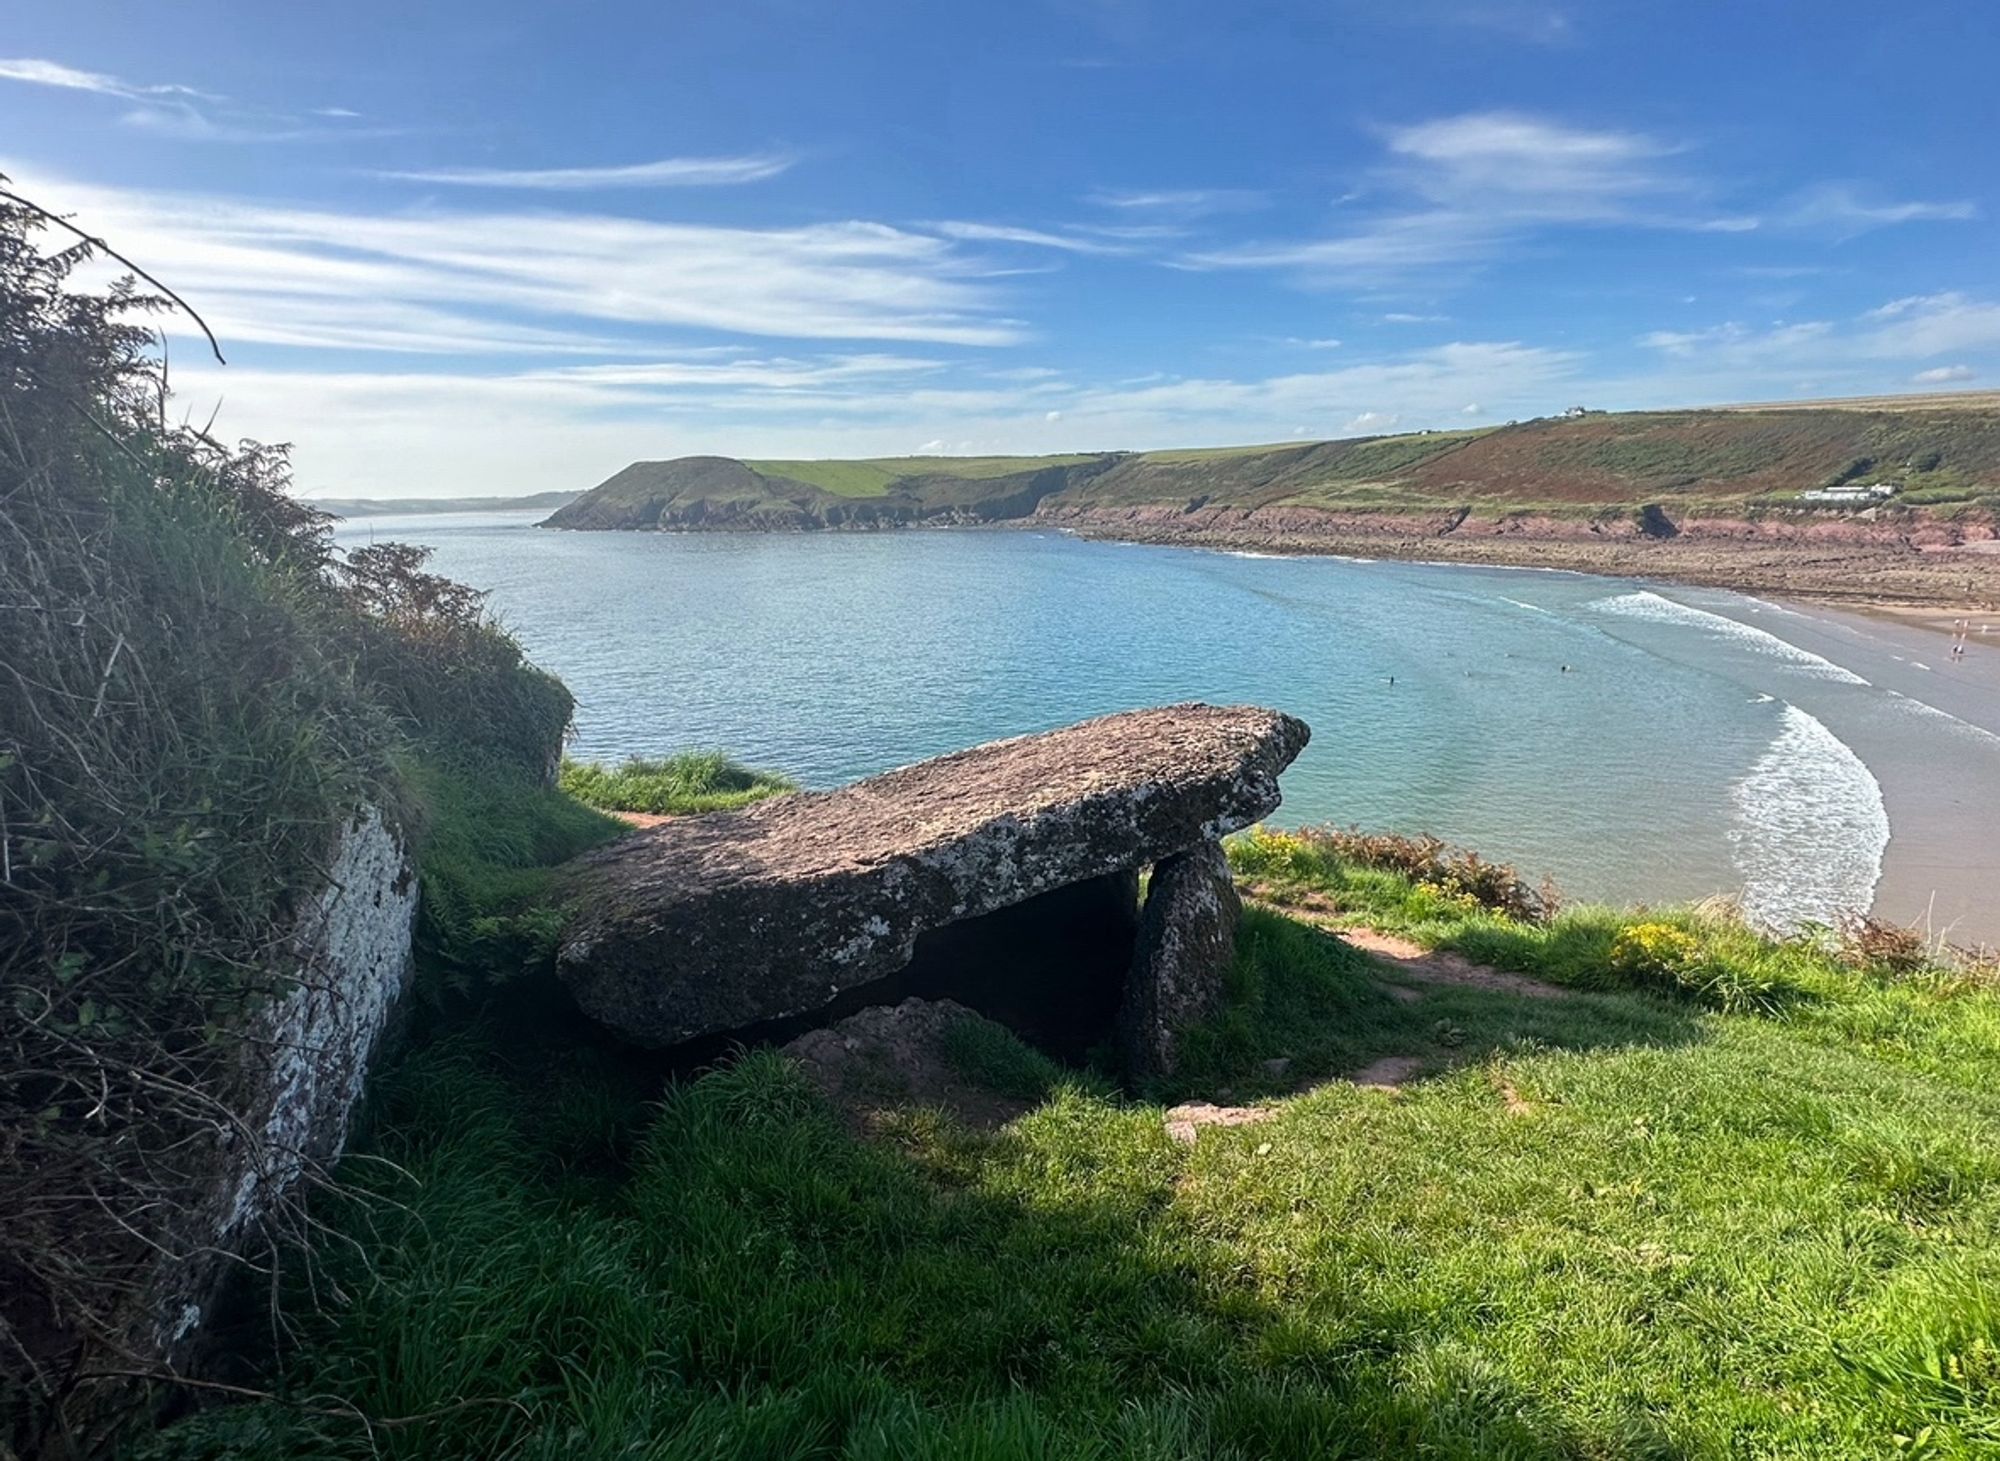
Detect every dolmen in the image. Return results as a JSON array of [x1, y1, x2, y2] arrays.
[[557, 703, 1310, 1077]]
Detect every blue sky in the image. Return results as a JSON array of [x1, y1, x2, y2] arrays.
[[4, 1, 1997, 497]]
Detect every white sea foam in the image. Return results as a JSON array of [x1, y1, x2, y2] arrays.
[[1729, 704, 1888, 930], [1592, 590, 1870, 685], [1498, 595, 1554, 616], [1883, 689, 2000, 747]]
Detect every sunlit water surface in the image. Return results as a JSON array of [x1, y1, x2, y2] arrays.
[[337, 511, 1933, 925]]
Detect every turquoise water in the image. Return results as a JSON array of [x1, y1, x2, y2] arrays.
[[337, 511, 1960, 925]]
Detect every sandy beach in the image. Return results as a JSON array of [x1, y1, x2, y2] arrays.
[[1763, 599, 2000, 948]]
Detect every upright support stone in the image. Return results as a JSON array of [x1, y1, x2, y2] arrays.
[[1120, 838, 1241, 1080]]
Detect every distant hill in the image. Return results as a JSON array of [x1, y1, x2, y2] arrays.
[[542, 401, 2000, 534], [311, 490, 580, 519]]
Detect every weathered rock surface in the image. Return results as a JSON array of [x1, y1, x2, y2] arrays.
[[145, 804, 417, 1359], [1120, 838, 1242, 1079], [557, 703, 1309, 1048]]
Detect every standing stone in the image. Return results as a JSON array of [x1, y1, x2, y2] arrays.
[[1121, 838, 1241, 1080]]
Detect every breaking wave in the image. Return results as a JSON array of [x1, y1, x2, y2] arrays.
[[1592, 590, 1870, 685], [1729, 704, 1888, 930]]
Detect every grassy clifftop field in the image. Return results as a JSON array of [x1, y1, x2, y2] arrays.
[[542, 400, 2000, 533]]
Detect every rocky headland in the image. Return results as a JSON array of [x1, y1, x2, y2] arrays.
[[540, 405, 2000, 607]]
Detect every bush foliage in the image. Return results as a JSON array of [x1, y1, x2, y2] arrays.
[[0, 186, 575, 1452]]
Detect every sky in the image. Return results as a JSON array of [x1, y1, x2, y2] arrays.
[[4, 1, 1998, 498]]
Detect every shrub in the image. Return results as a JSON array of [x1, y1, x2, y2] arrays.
[[1835, 912, 1932, 977], [1286, 827, 1553, 923], [0, 184, 579, 1449], [1609, 921, 1703, 981]]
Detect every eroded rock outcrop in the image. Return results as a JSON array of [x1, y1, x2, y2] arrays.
[[1120, 838, 1242, 1079], [557, 703, 1308, 1051], [144, 804, 417, 1359]]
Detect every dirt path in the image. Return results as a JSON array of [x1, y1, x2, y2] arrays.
[[1163, 919, 1561, 1143], [1335, 927, 1567, 999]]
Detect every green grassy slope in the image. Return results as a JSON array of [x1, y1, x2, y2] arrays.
[[744, 454, 1101, 498], [153, 829, 2000, 1460], [544, 399, 2000, 532]]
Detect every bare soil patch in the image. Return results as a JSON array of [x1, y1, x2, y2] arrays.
[[1335, 927, 1567, 1000]]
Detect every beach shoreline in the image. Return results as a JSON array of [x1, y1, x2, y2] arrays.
[[1750, 597, 2000, 949], [1049, 513, 2000, 612]]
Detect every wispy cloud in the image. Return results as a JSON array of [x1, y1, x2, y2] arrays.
[[1, 54, 366, 141], [1862, 293, 2000, 357], [1635, 294, 2000, 375], [1179, 110, 1961, 292], [0, 56, 213, 100], [1183, 112, 1714, 286], [1913, 364, 1975, 384], [1085, 187, 1267, 214], [928, 221, 1128, 255], [1383, 111, 1685, 218], [1780, 183, 1977, 234], [23, 167, 1028, 352], [178, 339, 1579, 497], [377, 154, 795, 189]]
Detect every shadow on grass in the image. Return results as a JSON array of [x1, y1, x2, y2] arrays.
[[146, 1024, 1681, 1461], [1157, 906, 1709, 1106]]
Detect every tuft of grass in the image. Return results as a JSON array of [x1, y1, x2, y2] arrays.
[[406, 758, 622, 998], [938, 1012, 1075, 1103], [559, 751, 795, 817]]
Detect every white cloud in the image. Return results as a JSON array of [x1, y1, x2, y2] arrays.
[[1344, 410, 1400, 433], [1183, 112, 1715, 287], [1861, 294, 2000, 358], [1084, 187, 1266, 214], [1782, 183, 1977, 233], [167, 340, 1578, 498], [377, 155, 794, 189], [1383, 111, 1682, 215], [18, 166, 1026, 350], [1, 54, 367, 141], [1612, 294, 2000, 406], [0, 56, 210, 100], [928, 221, 1127, 255], [1180, 110, 1964, 293], [1185, 208, 1501, 281], [1382, 312, 1449, 324], [1637, 320, 1834, 359]]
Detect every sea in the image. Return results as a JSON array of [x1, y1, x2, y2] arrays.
[[334, 510, 2000, 934]]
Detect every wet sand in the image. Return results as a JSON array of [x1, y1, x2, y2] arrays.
[[1765, 599, 2000, 948]]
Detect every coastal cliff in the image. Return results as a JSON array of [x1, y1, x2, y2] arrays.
[[540, 404, 2000, 605]]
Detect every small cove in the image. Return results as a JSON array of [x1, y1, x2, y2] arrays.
[[336, 510, 2000, 938]]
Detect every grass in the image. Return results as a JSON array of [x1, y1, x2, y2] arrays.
[[559, 751, 796, 816], [407, 757, 623, 998], [746, 455, 1101, 498], [146, 829, 2000, 1459], [558, 407, 2000, 528]]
